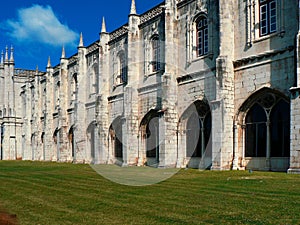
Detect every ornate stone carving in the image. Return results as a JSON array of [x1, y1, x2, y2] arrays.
[[140, 5, 164, 24], [196, 0, 208, 13], [109, 26, 128, 41]]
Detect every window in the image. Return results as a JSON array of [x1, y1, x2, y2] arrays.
[[259, 0, 277, 36], [120, 55, 127, 83], [270, 100, 290, 157], [151, 36, 160, 72], [245, 96, 290, 158], [116, 52, 127, 84], [71, 73, 77, 104], [186, 101, 211, 158], [245, 103, 267, 157], [196, 16, 208, 57]]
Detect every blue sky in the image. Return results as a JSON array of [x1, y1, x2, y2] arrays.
[[0, 0, 163, 70]]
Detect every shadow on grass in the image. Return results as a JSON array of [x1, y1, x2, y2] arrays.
[[91, 164, 180, 186]]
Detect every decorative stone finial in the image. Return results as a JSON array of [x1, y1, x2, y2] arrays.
[[101, 17, 107, 33], [5, 46, 8, 62], [10, 46, 14, 63], [47, 56, 52, 68], [130, 0, 137, 15], [61, 46, 66, 59], [78, 32, 84, 47]]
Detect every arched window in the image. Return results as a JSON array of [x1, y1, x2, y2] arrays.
[[71, 73, 77, 103], [186, 101, 211, 158], [245, 94, 290, 158], [109, 117, 123, 159], [196, 16, 208, 57], [117, 52, 127, 84], [245, 103, 267, 157], [41, 132, 45, 144], [151, 36, 160, 72], [55, 81, 60, 107]]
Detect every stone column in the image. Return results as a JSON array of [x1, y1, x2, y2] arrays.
[[288, 29, 300, 173], [74, 44, 87, 163], [158, 0, 178, 167], [211, 0, 235, 170]]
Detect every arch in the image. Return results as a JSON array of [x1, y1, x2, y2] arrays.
[[53, 128, 59, 144], [89, 64, 98, 94], [116, 51, 127, 84], [195, 14, 208, 57], [71, 73, 78, 103], [68, 126, 75, 158], [237, 87, 290, 171], [237, 87, 288, 121], [140, 109, 161, 166], [41, 132, 45, 144], [87, 122, 97, 161], [178, 100, 212, 169], [109, 116, 123, 161]]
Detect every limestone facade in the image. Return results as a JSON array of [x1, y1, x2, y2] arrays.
[[0, 0, 299, 172]]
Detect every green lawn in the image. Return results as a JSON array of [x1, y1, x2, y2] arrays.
[[0, 161, 300, 225]]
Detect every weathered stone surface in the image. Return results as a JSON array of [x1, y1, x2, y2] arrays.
[[0, 0, 299, 172]]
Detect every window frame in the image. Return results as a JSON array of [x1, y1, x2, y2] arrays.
[[259, 0, 277, 37], [115, 51, 127, 85], [151, 36, 161, 73], [196, 15, 209, 57]]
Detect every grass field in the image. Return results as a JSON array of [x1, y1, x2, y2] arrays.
[[0, 161, 300, 225]]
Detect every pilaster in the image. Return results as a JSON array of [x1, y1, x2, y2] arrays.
[[288, 30, 300, 173], [158, 1, 178, 167], [211, 0, 235, 170]]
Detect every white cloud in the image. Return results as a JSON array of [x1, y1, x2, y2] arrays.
[[3, 5, 78, 47]]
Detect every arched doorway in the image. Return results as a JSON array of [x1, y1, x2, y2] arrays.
[[87, 122, 96, 162], [53, 128, 60, 160], [109, 117, 123, 163], [178, 100, 212, 168], [140, 110, 161, 167], [239, 89, 290, 171], [68, 126, 75, 160]]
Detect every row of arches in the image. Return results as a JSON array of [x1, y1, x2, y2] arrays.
[[49, 88, 290, 170]]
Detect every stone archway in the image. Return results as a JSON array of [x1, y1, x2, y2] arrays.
[[140, 110, 161, 167], [68, 126, 75, 160], [87, 122, 97, 163], [109, 116, 123, 164], [236, 88, 290, 171], [178, 100, 212, 169]]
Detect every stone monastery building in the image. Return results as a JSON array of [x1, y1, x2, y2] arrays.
[[1, 0, 300, 172]]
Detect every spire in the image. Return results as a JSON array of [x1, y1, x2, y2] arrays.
[[61, 46, 66, 59], [101, 17, 107, 33], [9, 46, 14, 63], [78, 32, 84, 47], [130, 0, 137, 15], [35, 65, 39, 75], [47, 56, 52, 68], [5, 46, 8, 62]]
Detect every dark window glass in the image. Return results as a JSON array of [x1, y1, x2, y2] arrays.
[[196, 17, 208, 57], [270, 100, 290, 157], [245, 103, 267, 157], [152, 37, 161, 72], [259, 0, 277, 36]]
